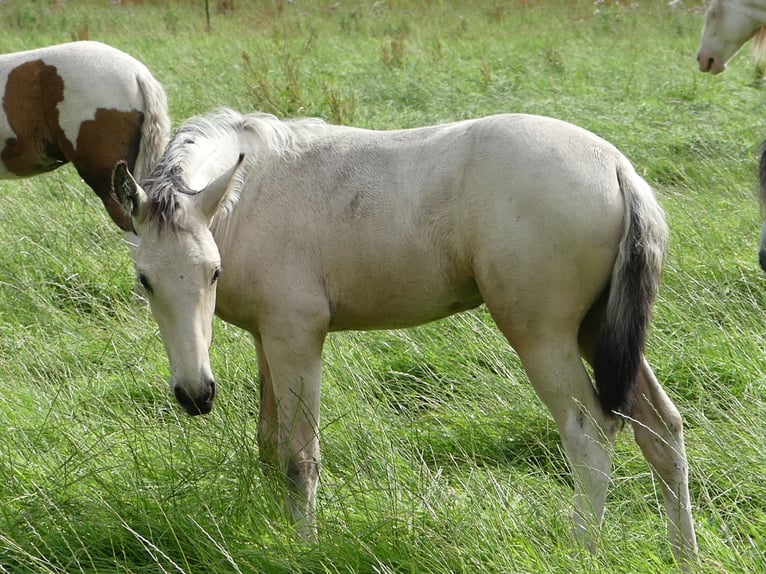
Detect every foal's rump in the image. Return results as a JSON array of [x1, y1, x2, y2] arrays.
[[462, 115, 666, 414], [466, 114, 631, 301]]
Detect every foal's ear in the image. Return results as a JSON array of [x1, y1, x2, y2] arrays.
[[197, 153, 245, 222], [112, 161, 149, 226]]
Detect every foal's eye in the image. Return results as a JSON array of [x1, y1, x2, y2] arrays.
[[138, 273, 153, 294], [212, 266, 222, 284]]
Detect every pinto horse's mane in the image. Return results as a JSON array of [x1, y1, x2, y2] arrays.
[[753, 26, 766, 63], [140, 108, 328, 228]]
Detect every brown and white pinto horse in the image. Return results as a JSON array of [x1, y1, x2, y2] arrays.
[[0, 41, 170, 231]]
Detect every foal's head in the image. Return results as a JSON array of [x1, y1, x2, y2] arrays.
[[112, 156, 243, 415]]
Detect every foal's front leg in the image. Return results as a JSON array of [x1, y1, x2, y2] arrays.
[[254, 336, 279, 467], [260, 323, 325, 539]]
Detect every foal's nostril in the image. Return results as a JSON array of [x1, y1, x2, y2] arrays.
[[173, 382, 215, 416]]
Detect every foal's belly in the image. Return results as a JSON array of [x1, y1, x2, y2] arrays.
[[326, 272, 483, 331]]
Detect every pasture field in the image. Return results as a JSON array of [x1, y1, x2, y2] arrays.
[[0, 0, 765, 572]]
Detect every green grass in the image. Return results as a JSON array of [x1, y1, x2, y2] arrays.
[[1, 0, 766, 572]]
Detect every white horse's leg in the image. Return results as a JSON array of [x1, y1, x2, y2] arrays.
[[513, 334, 616, 551], [260, 324, 325, 540], [631, 359, 698, 568]]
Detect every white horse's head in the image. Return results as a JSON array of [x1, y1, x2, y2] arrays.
[[697, 0, 766, 74], [112, 156, 243, 415]]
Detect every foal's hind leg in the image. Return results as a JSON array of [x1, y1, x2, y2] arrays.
[[580, 311, 697, 567], [631, 360, 697, 567], [507, 329, 617, 550]]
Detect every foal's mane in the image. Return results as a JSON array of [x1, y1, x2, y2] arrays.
[[140, 108, 327, 229]]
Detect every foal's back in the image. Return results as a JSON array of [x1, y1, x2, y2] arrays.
[[214, 114, 628, 333]]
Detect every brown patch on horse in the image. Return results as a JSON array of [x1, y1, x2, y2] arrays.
[[1, 59, 66, 175], [71, 108, 144, 231]]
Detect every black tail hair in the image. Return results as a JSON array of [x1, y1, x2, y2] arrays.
[[593, 167, 667, 417]]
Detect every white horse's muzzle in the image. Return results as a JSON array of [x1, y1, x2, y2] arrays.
[[697, 49, 726, 74]]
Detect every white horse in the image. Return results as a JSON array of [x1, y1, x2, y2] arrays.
[[697, 0, 766, 73], [0, 41, 170, 231], [112, 109, 698, 567]]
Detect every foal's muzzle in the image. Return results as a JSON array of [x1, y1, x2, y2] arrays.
[[173, 380, 216, 416]]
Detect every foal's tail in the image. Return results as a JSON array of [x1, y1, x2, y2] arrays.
[[593, 163, 668, 416], [133, 70, 171, 182]]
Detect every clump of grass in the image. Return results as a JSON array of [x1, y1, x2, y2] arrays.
[[478, 57, 494, 86], [380, 35, 406, 69], [323, 83, 356, 125], [542, 45, 565, 73], [69, 22, 89, 41], [242, 32, 316, 116]]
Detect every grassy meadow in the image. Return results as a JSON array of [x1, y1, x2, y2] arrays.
[[1, 0, 765, 571]]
